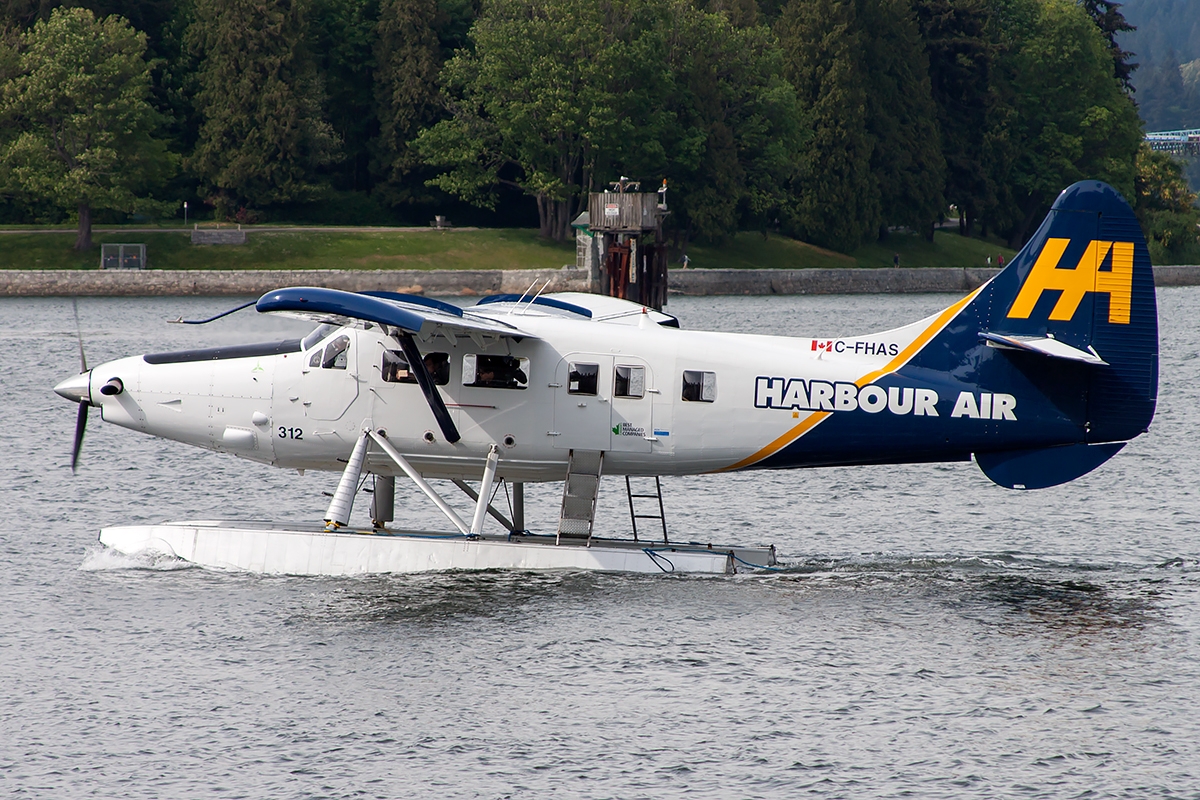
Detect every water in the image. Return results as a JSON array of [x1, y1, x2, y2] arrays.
[[2, 291, 1199, 799]]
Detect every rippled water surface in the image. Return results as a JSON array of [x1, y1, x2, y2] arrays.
[[2, 290, 1199, 799]]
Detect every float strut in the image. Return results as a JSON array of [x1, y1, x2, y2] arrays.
[[470, 445, 501, 536], [370, 475, 395, 529], [325, 430, 371, 529], [368, 431, 470, 534], [512, 482, 525, 534], [452, 479, 514, 531]]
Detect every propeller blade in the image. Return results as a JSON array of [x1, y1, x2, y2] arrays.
[[72, 298, 88, 373], [71, 401, 88, 473]]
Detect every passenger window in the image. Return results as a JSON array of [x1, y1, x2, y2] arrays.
[[568, 363, 599, 395], [614, 365, 645, 398], [463, 353, 529, 389], [322, 335, 350, 369], [381, 351, 449, 385], [682, 370, 716, 402]]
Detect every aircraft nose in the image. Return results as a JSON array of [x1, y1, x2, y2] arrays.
[[54, 371, 92, 404]]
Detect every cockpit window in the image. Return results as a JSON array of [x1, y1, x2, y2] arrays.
[[301, 323, 337, 352], [382, 350, 450, 385], [322, 335, 350, 369], [463, 354, 528, 389]]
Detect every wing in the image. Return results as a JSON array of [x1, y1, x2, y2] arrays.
[[256, 287, 538, 347], [256, 287, 537, 445]]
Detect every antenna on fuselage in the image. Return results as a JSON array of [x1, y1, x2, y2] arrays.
[[520, 278, 552, 315], [169, 299, 258, 325], [508, 278, 541, 315]]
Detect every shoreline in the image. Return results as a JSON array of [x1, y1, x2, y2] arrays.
[[2, 265, 1198, 298]]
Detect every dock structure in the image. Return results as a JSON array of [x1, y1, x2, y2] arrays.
[[576, 178, 670, 310], [1145, 129, 1200, 157]]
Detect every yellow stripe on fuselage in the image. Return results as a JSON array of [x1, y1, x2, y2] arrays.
[[720, 288, 983, 472]]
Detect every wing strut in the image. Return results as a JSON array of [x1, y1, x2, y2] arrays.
[[397, 331, 461, 444]]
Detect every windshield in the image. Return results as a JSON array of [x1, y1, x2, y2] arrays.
[[301, 323, 337, 351]]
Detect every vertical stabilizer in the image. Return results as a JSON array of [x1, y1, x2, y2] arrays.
[[982, 181, 1158, 444]]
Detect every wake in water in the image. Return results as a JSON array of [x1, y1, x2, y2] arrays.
[[78, 545, 194, 572]]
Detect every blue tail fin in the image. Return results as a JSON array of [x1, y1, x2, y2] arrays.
[[983, 181, 1158, 442], [971, 180, 1158, 486]]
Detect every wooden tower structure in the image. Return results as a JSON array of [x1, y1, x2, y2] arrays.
[[583, 178, 670, 310]]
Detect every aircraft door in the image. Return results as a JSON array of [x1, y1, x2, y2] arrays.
[[552, 356, 612, 451], [294, 329, 361, 421], [609, 360, 654, 453]]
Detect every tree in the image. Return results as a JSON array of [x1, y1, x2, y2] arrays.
[[777, 0, 878, 252], [1078, 0, 1137, 92], [0, 7, 175, 249], [623, 4, 804, 244], [312, 0, 380, 192], [416, 0, 646, 241], [862, 0, 945, 240], [1136, 54, 1200, 132], [912, 0, 995, 237], [1133, 143, 1200, 263], [372, 0, 443, 201], [187, 0, 339, 217], [987, 0, 1142, 247]]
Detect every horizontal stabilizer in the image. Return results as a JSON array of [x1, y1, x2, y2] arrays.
[[979, 332, 1107, 365], [975, 442, 1125, 490]]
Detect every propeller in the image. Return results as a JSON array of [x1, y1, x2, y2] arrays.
[[68, 299, 90, 472], [71, 400, 88, 473]]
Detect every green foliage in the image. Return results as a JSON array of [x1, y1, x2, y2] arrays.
[[311, 0, 379, 192], [778, 0, 944, 250], [986, 0, 1142, 246], [373, 0, 443, 201], [418, 0, 801, 243], [416, 0, 645, 241], [1133, 143, 1200, 263], [1077, 0, 1136, 92], [862, 0, 945, 239], [187, 0, 339, 215], [777, 0, 877, 252], [1136, 58, 1200, 133], [628, 5, 805, 243], [0, 7, 175, 249], [0, 0, 1170, 255], [911, 0, 994, 235]]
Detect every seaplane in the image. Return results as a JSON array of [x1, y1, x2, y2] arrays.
[[55, 181, 1158, 575]]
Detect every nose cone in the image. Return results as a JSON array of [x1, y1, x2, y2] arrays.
[[54, 371, 92, 404]]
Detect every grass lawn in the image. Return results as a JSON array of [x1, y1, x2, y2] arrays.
[[0, 229, 577, 271], [0, 225, 1016, 270], [685, 229, 1015, 270]]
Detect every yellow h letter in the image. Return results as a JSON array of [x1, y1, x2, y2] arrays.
[[1006, 238, 1133, 324]]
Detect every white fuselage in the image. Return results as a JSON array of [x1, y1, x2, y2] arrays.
[[84, 298, 946, 482]]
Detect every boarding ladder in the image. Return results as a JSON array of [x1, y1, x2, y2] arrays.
[[625, 476, 668, 544], [557, 450, 604, 544]]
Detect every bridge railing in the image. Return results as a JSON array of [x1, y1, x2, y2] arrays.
[[1146, 129, 1200, 156]]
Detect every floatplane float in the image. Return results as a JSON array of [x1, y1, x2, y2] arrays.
[[55, 182, 1158, 576]]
